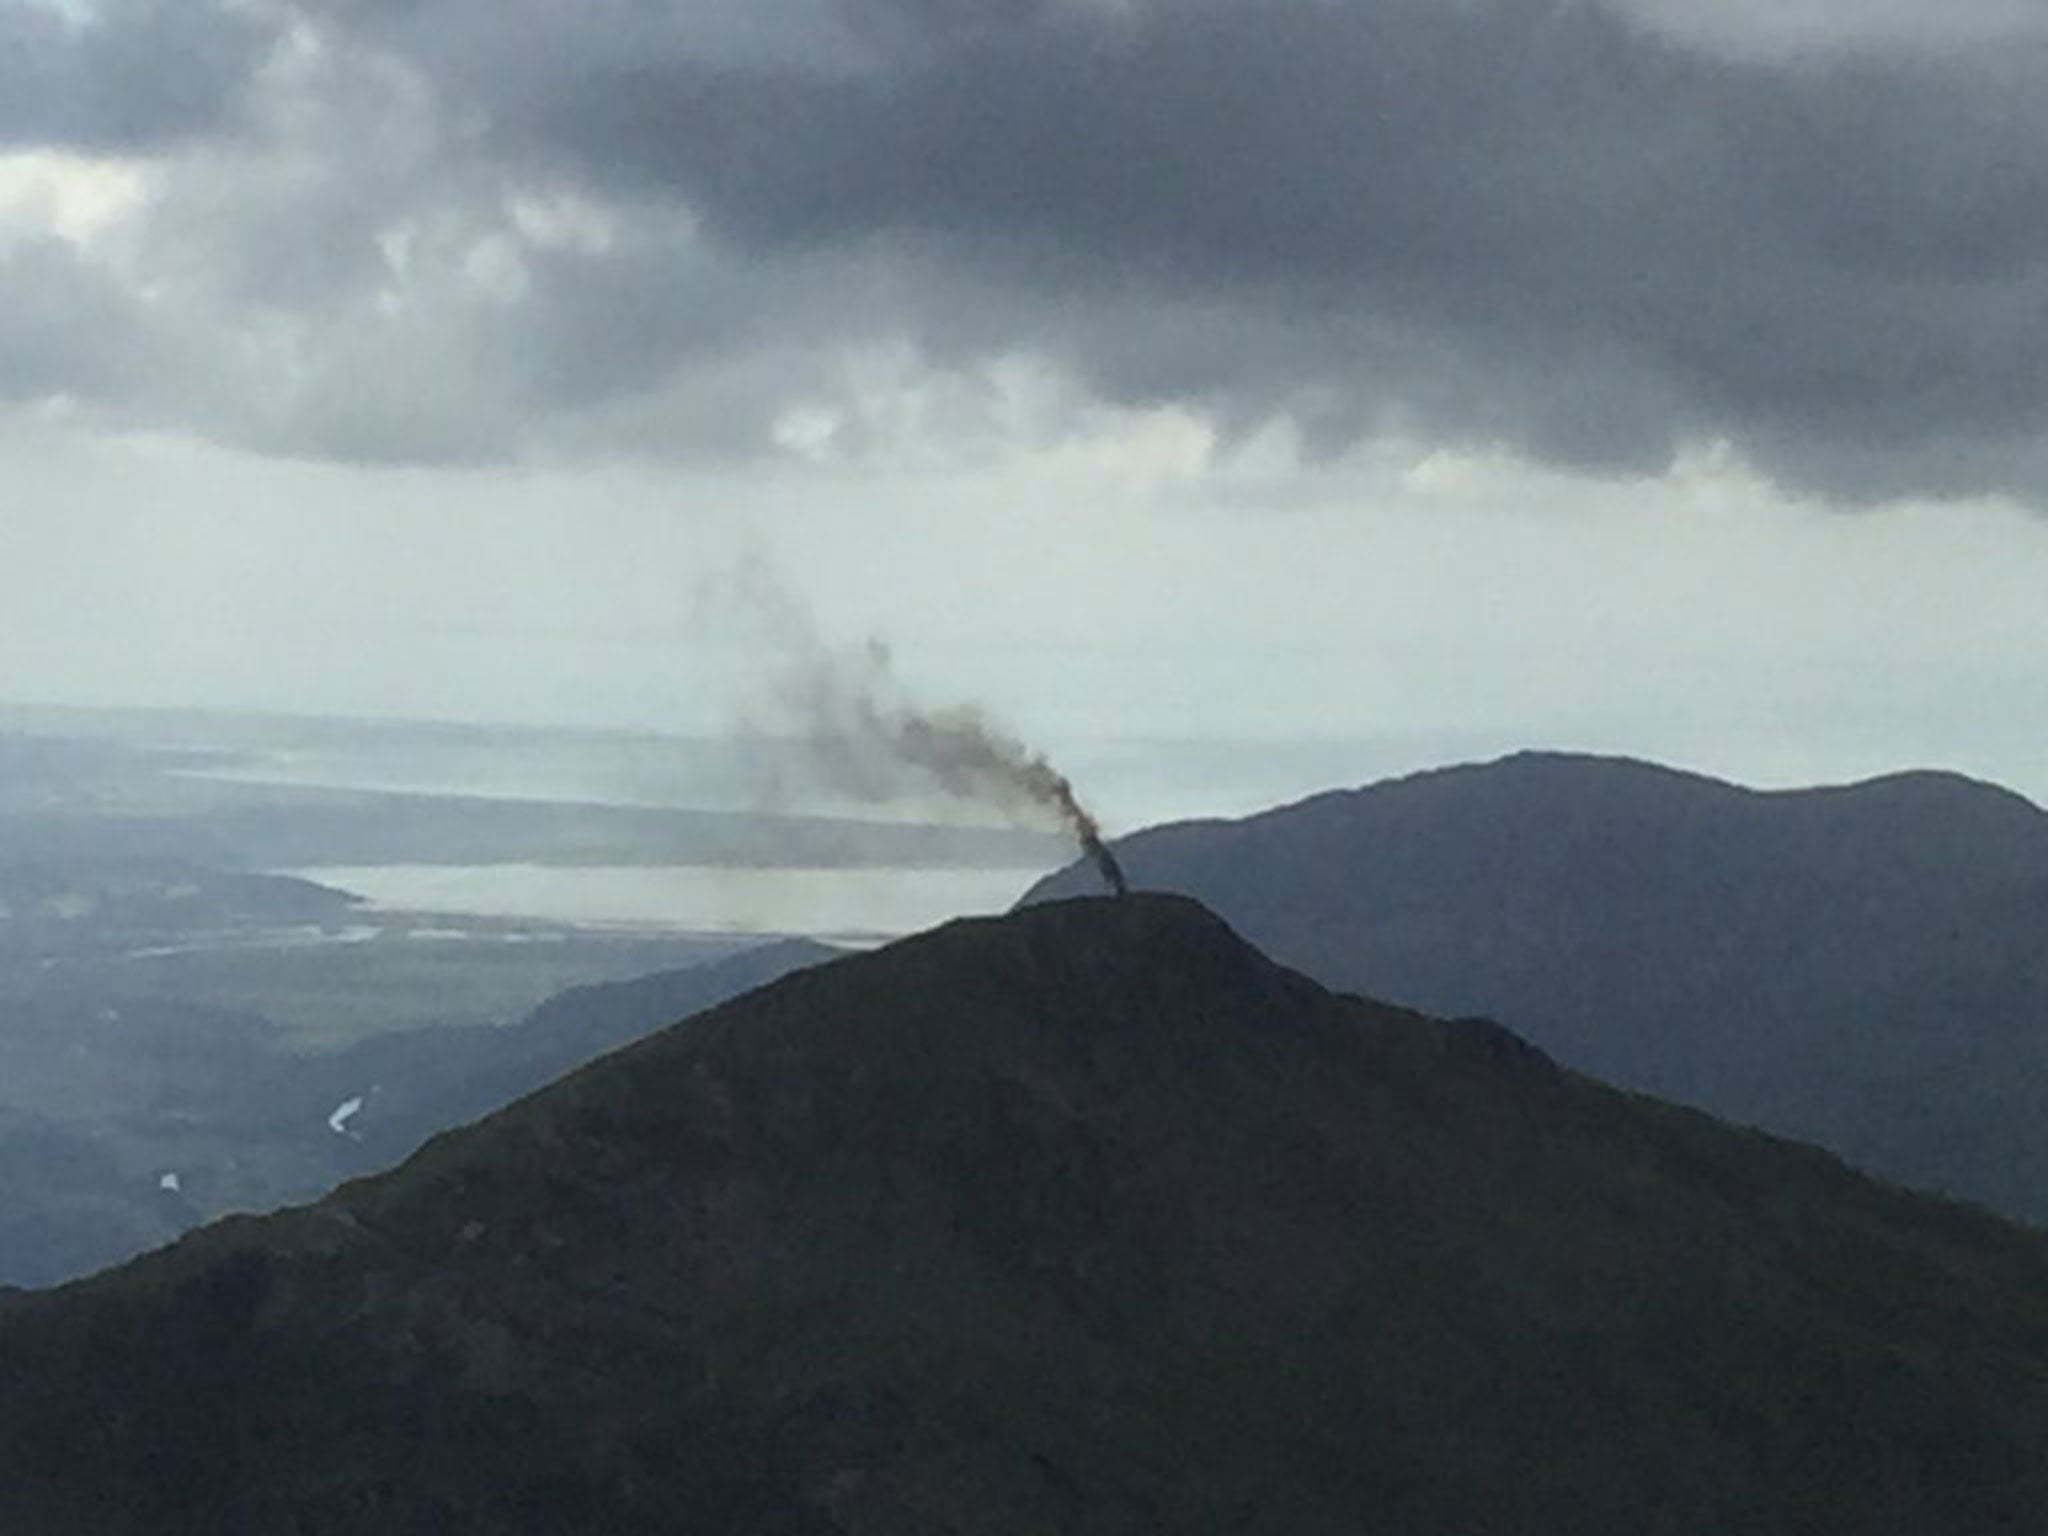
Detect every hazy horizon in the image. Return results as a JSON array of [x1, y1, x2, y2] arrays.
[[8, 0, 2048, 833]]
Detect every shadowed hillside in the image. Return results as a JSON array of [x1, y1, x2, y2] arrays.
[[1025, 753, 2048, 1221], [4, 895, 2048, 1531], [0, 939, 837, 1289], [279, 936, 842, 1177]]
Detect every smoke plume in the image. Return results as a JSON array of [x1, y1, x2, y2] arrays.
[[702, 561, 1128, 896]]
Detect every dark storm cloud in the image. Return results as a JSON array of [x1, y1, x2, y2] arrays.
[[294, 0, 2048, 500], [0, 1, 274, 150], [16, 0, 2048, 501]]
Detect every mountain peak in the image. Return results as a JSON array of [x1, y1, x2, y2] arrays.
[[6, 889, 2048, 1531], [1020, 750, 2048, 1222]]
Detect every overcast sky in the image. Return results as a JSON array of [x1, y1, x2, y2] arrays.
[[7, 0, 2048, 821]]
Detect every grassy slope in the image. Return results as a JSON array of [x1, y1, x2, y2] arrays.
[[1, 897, 2047, 1532]]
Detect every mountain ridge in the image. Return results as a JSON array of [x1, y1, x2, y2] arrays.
[[5, 894, 2048, 1530], [1023, 752, 2048, 1220], [0, 935, 840, 1289]]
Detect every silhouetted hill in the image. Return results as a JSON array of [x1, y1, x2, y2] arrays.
[[6, 895, 2048, 1531], [0, 940, 837, 1289], [1024, 752, 2048, 1220], [289, 937, 842, 1174]]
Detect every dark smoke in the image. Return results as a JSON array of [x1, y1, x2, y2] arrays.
[[1049, 774, 1130, 899], [703, 561, 1128, 896]]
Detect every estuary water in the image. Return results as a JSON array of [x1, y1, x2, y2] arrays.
[[290, 862, 1054, 943], [1, 706, 1420, 941]]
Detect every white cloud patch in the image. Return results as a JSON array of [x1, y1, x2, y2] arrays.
[[0, 148, 144, 243]]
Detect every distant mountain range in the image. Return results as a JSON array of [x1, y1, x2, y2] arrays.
[[5, 895, 2048, 1531], [1025, 752, 2048, 1221]]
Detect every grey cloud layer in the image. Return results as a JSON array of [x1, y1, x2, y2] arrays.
[[338, 0, 2048, 496], [0, 236, 153, 400], [13, 0, 2048, 500], [0, 0, 272, 149]]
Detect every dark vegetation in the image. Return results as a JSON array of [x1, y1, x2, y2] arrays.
[[6, 896, 2048, 1532], [1028, 752, 2048, 1222]]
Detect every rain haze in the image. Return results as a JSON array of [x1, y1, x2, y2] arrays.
[[6, 0, 2048, 826]]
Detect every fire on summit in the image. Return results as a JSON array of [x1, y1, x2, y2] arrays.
[[700, 560, 1129, 897]]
